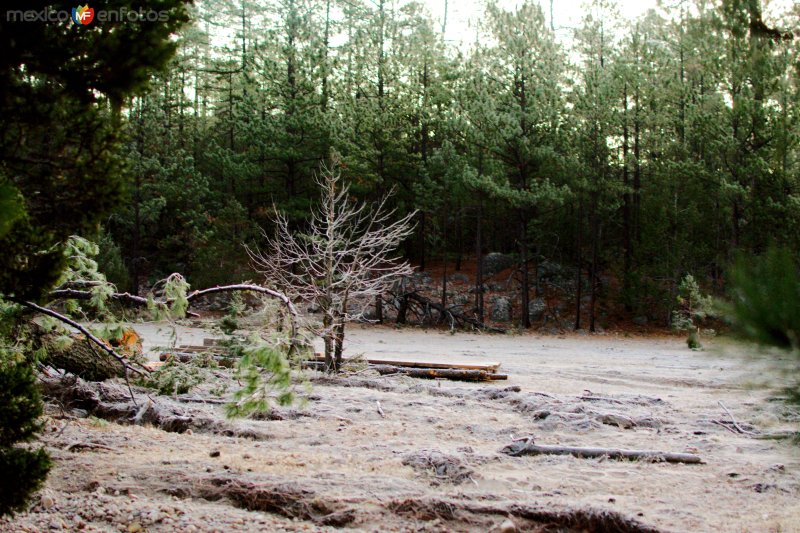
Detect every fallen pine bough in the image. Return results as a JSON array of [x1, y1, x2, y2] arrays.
[[500, 436, 703, 464]]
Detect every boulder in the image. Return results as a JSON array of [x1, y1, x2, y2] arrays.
[[528, 297, 546, 322], [491, 296, 511, 322], [448, 272, 469, 283], [482, 253, 515, 277]]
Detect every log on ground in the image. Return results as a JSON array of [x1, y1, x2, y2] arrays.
[[372, 364, 507, 382], [501, 437, 703, 464]]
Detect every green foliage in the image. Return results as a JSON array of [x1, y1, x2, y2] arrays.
[[145, 274, 191, 321], [727, 248, 800, 351], [0, 353, 51, 516], [226, 335, 296, 418], [672, 274, 715, 332], [55, 0, 800, 330], [219, 292, 245, 335], [139, 357, 213, 396], [96, 230, 130, 290], [0, 1, 190, 514], [0, 0, 190, 301], [0, 356, 44, 447], [0, 447, 51, 516]]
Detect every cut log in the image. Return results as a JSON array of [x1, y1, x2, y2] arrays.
[[43, 336, 128, 381], [362, 357, 499, 372], [159, 352, 236, 368], [372, 364, 506, 382], [312, 353, 500, 372], [501, 437, 702, 464]]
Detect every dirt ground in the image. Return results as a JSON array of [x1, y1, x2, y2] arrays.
[[4, 325, 800, 532]]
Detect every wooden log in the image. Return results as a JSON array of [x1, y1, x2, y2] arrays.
[[365, 358, 499, 372], [501, 437, 702, 464], [43, 336, 127, 381], [372, 364, 503, 382], [159, 352, 236, 368], [174, 345, 226, 355], [311, 353, 500, 372]]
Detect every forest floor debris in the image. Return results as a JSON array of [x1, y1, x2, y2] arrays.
[[4, 326, 800, 531]]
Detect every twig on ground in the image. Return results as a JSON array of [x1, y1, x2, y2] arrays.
[[718, 401, 757, 435]]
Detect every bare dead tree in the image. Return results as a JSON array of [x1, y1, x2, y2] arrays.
[[248, 162, 416, 372]]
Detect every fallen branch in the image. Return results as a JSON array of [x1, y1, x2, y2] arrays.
[[718, 401, 757, 435], [395, 290, 505, 332], [13, 299, 143, 405], [49, 281, 303, 354], [500, 436, 703, 464], [64, 441, 115, 453]]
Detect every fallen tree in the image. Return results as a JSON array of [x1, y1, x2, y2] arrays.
[[501, 436, 703, 464]]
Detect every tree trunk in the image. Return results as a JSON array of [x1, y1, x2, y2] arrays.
[[574, 199, 583, 331], [589, 201, 600, 333], [441, 208, 448, 317], [322, 313, 334, 371], [622, 82, 632, 312], [419, 211, 426, 271], [375, 294, 383, 324], [519, 215, 531, 329], [475, 198, 484, 323]]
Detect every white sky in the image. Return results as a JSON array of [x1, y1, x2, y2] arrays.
[[420, 0, 797, 46], [424, 0, 659, 45]]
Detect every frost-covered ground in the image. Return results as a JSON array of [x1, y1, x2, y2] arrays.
[[4, 325, 800, 532]]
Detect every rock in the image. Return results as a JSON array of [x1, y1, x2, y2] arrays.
[[537, 260, 565, 281], [633, 316, 648, 326], [468, 284, 488, 294], [452, 294, 470, 306], [491, 297, 511, 322], [127, 523, 142, 533], [448, 272, 469, 283], [482, 253, 515, 276], [499, 518, 518, 533], [209, 450, 221, 458], [528, 297, 546, 321], [40, 493, 56, 510]]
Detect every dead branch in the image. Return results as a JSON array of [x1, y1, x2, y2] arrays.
[[188, 284, 301, 350], [48, 281, 302, 355], [49, 288, 148, 306], [718, 401, 757, 435], [397, 290, 505, 332], [501, 436, 703, 464]]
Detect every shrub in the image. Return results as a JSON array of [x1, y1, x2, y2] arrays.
[[727, 248, 800, 351], [671, 274, 714, 349], [0, 356, 51, 516]]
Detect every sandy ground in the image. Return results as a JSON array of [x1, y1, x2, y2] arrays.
[[4, 324, 800, 532]]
